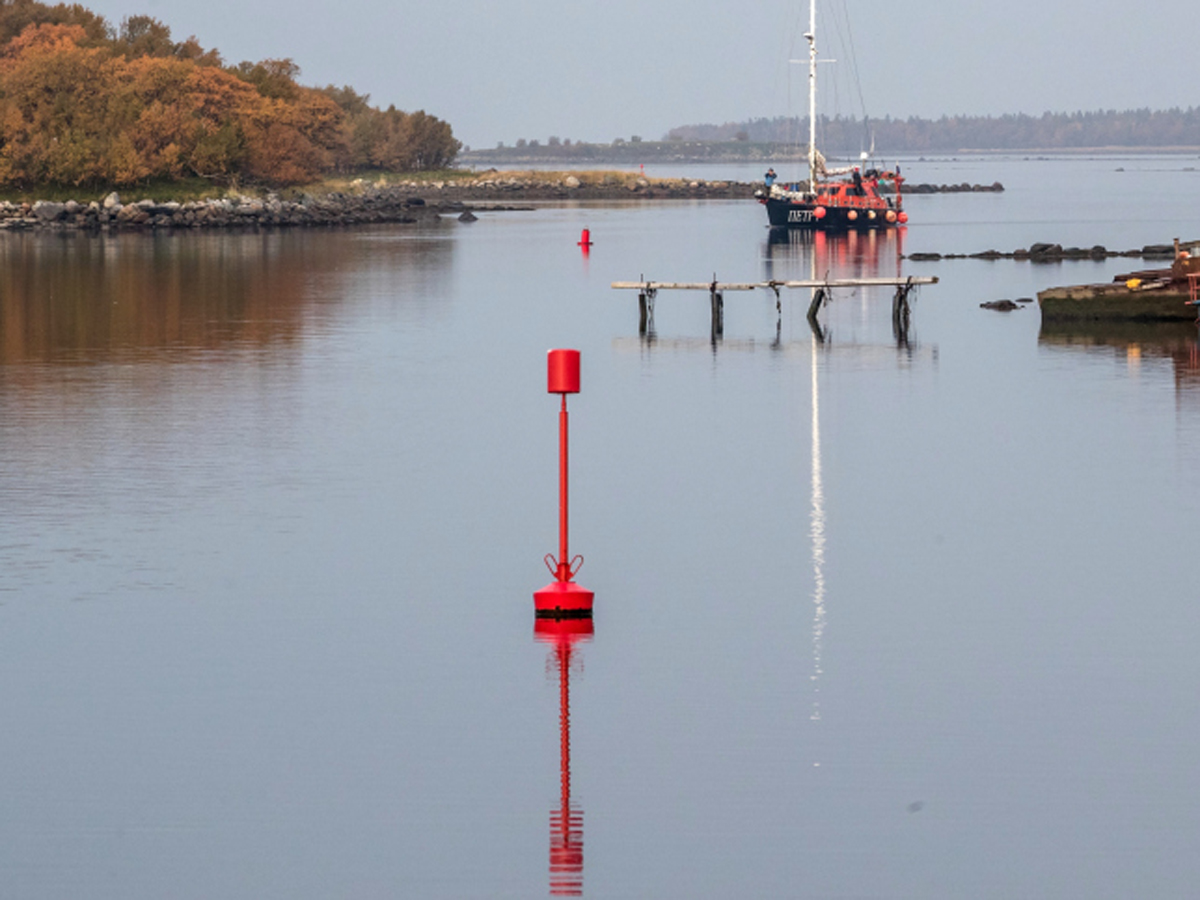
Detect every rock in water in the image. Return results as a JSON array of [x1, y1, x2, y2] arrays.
[[458, 210, 478, 223], [980, 299, 1022, 311]]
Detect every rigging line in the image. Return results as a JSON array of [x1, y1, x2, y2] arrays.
[[785, 2, 806, 156], [817, 0, 868, 158], [838, 0, 870, 145], [829, 0, 867, 121]]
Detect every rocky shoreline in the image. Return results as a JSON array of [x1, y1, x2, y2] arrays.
[[0, 175, 1006, 232], [0, 189, 474, 232], [907, 242, 1178, 262]]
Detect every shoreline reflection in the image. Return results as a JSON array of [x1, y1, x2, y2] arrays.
[[0, 228, 453, 365]]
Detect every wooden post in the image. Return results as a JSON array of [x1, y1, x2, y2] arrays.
[[638, 292, 648, 335], [807, 287, 827, 322], [710, 289, 724, 338], [892, 279, 913, 341]]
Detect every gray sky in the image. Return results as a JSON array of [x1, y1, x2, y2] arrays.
[[82, 0, 1196, 149]]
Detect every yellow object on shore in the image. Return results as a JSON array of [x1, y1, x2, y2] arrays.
[[1126, 278, 1142, 289]]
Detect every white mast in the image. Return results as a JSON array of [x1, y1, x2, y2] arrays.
[[805, 0, 817, 188]]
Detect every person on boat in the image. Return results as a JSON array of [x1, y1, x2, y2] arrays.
[[764, 168, 777, 187]]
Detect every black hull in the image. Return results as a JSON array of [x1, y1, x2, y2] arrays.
[[764, 197, 899, 231]]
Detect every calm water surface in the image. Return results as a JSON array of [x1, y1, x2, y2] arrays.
[[1, 158, 1199, 899]]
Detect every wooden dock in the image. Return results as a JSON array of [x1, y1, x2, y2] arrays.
[[611, 276, 939, 339], [1037, 283, 1197, 322]]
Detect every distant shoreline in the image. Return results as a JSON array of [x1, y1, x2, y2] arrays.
[[461, 144, 1200, 167]]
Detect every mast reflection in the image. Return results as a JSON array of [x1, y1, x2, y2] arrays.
[[535, 617, 592, 896], [809, 331, 826, 724]]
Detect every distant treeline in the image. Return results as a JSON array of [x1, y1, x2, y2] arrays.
[[461, 135, 748, 165], [667, 109, 1200, 152], [0, 0, 460, 188]]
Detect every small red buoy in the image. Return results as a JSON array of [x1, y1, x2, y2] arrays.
[[847, 210, 858, 222], [577, 228, 593, 247], [898, 211, 909, 224], [885, 209, 897, 223], [814, 206, 827, 219]]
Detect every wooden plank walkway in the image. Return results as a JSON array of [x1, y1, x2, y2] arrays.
[[611, 275, 939, 338], [611, 277, 938, 291]]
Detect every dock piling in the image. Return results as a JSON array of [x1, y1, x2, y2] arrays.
[[807, 287, 828, 323], [710, 279, 724, 338]]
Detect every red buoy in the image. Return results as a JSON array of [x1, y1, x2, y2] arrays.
[[814, 206, 827, 219], [898, 211, 909, 225], [577, 228, 593, 247], [535, 349, 593, 618]]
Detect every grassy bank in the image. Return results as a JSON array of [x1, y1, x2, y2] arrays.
[[0, 169, 725, 205]]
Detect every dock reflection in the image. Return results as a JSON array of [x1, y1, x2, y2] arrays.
[[535, 618, 592, 896], [1038, 320, 1200, 398]]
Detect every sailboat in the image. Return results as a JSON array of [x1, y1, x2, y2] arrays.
[[757, 0, 907, 231]]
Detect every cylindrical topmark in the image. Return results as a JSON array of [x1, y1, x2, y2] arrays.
[[547, 348, 580, 394]]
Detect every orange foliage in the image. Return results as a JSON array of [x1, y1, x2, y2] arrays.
[[0, 6, 460, 187]]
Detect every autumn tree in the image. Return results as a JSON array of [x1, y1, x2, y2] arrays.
[[0, 1, 460, 187]]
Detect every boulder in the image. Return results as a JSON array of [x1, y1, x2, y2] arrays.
[[457, 210, 478, 222], [102, 192, 120, 209], [32, 201, 66, 221], [1028, 242, 1063, 260], [980, 299, 1022, 311], [563, 175, 581, 189]]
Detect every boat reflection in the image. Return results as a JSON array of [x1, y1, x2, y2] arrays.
[[535, 617, 593, 896], [765, 225, 906, 282], [1038, 320, 1200, 398]]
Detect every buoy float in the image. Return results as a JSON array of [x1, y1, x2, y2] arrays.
[[867, 210, 876, 220], [577, 228, 593, 247], [847, 210, 858, 222], [534, 349, 594, 619], [814, 206, 827, 219], [885, 210, 897, 223], [898, 211, 908, 225]]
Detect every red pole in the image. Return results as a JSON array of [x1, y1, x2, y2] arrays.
[[558, 395, 570, 582]]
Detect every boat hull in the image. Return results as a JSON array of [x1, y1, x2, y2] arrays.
[[764, 196, 900, 231]]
